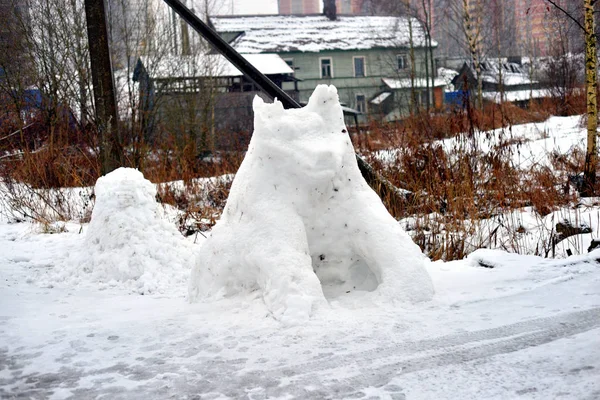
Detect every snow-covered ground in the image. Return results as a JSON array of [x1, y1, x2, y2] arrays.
[[376, 115, 596, 258], [1, 220, 599, 399], [1, 93, 600, 399], [376, 115, 586, 171]]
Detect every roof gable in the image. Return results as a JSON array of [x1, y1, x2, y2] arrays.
[[211, 15, 435, 53], [452, 61, 537, 88], [138, 53, 293, 79]]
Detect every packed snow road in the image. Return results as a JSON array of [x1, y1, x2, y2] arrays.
[[1, 223, 599, 399]]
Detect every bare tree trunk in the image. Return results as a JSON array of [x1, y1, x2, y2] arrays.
[[543, 0, 597, 195], [84, 0, 123, 174], [408, 17, 417, 115], [422, 0, 436, 110], [421, 0, 430, 111], [424, 43, 430, 111], [583, 0, 597, 196], [181, 20, 191, 55], [429, 30, 436, 110], [494, 1, 504, 107], [475, 1, 484, 108], [462, 0, 483, 108]]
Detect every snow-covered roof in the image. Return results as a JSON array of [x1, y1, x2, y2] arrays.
[[139, 53, 293, 79], [482, 89, 552, 104], [370, 91, 391, 105], [211, 15, 435, 53], [438, 67, 459, 91], [457, 61, 537, 87], [341, 104, 361, 115], [482, 73, 536, 86], [382, 77, 446, 89]]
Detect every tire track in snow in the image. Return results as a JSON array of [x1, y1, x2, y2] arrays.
[[335, 309, 600, 396], [5, 308, 599, 399], [269, 307, 600, 394]]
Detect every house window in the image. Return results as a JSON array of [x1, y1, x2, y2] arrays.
[[356, 94, 366, 113], [397, 54, 408, 70], [353, 56, 366, 77], [320, 57, 332, 78], [284, 58, 294, 70]]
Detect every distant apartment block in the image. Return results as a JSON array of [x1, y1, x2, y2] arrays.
[[430, 0, 579, 59], [279, 0, 367, 15], [514, 0, 550, 57], [514, 0, 581, 57], [335, 0, 366, 14], [278, 0, 320, 14]]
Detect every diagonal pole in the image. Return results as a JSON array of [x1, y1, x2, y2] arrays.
[[161, 0, 408, 212], [163, 0, 300, 109]]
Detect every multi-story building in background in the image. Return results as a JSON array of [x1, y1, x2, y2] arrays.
[[278, 0, 320, 14], [515, 0, 581, 57], [0, 0, 29, 80], [514, 0, 550, 57], [278, 0, 364, 15], [278, 0, 367, 15], [431, 0, 580, 61], [334, 0, 366, 14]]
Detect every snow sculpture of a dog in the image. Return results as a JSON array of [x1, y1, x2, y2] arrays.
[[189, 85, 434, 323]]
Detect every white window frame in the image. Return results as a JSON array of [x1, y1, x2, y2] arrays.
[[397, 54, 408, 70], [353, 56, 366, 78], [320, 57, 333, 79], [356, 94, 367, 113]]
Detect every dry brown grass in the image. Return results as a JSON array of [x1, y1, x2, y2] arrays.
[[351, 96, 586, 259], [0, 94, 591, 258]]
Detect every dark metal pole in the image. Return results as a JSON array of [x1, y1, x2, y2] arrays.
[[162, 0, 300, 109], [84, 0, 123, 174], [161, 0, 407, 213]]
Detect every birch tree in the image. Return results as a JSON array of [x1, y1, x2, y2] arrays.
[[462, 0, 483, 108], [545, 0, 597, 196], [583, 0, 597, 196], [421, 0, 436, 110], [408, 17, 418, 114]]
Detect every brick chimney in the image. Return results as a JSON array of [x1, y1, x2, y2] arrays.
[[324, 0, 337, 20]]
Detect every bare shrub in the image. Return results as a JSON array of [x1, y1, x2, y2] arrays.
[[354, 97, 580, 260]]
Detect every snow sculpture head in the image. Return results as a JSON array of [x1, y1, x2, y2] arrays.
[[189, 85, 434, 324]]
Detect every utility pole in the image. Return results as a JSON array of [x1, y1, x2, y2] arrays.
[[84, 0, 123, 174], [161, 0, 410, 215]]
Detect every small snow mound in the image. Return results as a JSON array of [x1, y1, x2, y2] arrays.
[[189, 85, 434, 324], [44, 168, 193, 294]]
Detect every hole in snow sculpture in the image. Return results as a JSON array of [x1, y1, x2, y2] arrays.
[[65, 168, 192, 294], [189, 85, 434, 323]]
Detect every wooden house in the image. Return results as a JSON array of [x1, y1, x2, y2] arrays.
[[133, 53, 296, 149], [211, 13, 443, 122], [451, 61, 551, 105]]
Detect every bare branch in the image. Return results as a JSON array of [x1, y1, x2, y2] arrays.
[[544, 0, 586, 32]]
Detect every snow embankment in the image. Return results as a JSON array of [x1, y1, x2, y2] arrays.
[[38, 168, 194, 295], [189, 85, 434, 324]]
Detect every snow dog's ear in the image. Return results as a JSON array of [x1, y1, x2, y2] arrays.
[[253, 95, 284, 117], [253, 95, 285, 132], [252, 94, 265, 110], [306, 85, 343, 124]]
